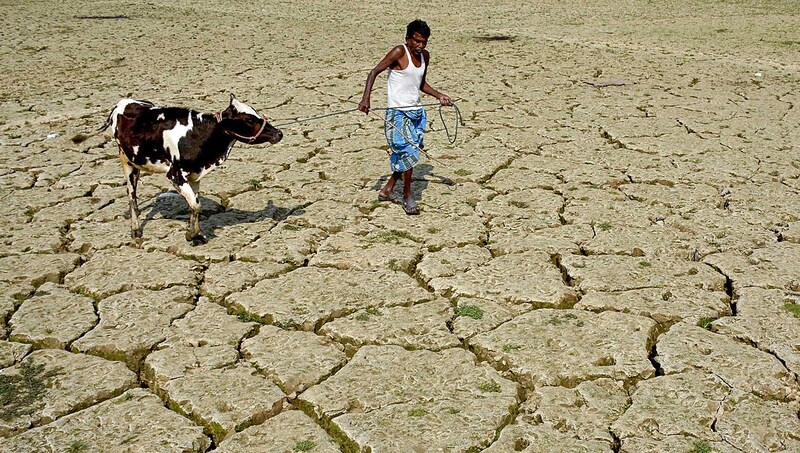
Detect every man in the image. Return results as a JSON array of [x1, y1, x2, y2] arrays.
[[358, 19, 453, 215]]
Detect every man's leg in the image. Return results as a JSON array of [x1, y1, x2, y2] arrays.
[[379, 171, 401, 200], [402, 168, 413, 200], [401, 168, 419, 215]]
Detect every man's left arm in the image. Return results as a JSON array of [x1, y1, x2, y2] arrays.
[[420, 51, 453, 106]]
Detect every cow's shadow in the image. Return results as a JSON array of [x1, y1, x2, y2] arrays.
[[370, 163, 454, 203], [140, 194, 300, 240]]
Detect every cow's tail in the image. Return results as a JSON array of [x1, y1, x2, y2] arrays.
[[71, 102, 120, 144], [98, 107, 115, 132]]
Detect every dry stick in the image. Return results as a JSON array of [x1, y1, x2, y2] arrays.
[[676, 118, 705, 139], [74, 15, 130, 20]]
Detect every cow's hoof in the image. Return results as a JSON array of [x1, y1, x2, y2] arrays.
[[129, 237, 144, 248], [131, 229, 143, 239], [188, 234, 207, 246]]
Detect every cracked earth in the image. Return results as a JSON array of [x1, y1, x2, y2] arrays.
[[1, 0, 799, 452]]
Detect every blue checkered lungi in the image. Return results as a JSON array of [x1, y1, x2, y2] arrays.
[[384, 108, 426, 173]]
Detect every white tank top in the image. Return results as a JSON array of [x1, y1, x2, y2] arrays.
[[387, 45, 425, 111]]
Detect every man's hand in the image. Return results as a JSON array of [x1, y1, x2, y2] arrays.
[[438, 94, 453, 106], [358, 98, 371, 114]]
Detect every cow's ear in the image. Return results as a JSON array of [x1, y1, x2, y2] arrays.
[[230, 93, 237, 104]]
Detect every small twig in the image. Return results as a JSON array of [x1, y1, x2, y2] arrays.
[[583, 79, 629, 87], [74, 15, 130, 20], [676, 118, 705, 139]]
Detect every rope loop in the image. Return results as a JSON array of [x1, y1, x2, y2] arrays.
[[435, 103, 461, 146], [272, 101, 463, 146]]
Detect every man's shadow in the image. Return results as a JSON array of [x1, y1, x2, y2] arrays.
[[140, 194, 302, 240], [371, 163, 454, 203]]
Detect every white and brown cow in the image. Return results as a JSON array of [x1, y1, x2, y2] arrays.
[[101, 94, 282, 244]]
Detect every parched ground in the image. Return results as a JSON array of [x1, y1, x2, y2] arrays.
[[1, 0, 799, 451]]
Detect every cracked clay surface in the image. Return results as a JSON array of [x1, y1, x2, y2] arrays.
[[1, 1, 799, 451]]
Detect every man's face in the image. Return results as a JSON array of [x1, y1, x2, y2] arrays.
[[405, 32, 428, 55]]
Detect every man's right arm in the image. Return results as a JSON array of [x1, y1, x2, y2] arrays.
[[359, 46, 403, 113]]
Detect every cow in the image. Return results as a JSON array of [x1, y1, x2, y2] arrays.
[[100, 94, 283, 245]]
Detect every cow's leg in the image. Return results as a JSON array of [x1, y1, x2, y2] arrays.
[[169, 169, 205, 244], [189, 180, 200, 201], [119, 151, 142, 239], [187, 179, 206, 244], [176, 181, 204, 244]]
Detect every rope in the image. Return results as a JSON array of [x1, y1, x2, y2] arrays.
[[435, 102, 462, 146], [271, 107, 361, 128], [270, 99, 464, 171], [272, 101, 463, 146]]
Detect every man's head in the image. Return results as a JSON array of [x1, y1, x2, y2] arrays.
[[406, 19, 430, 39], [405, 20, 430, 55]]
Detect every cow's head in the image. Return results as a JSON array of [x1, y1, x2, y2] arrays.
[[220, 94, 282, 145]]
